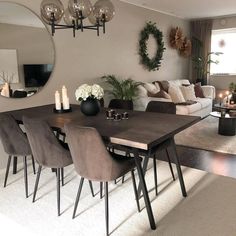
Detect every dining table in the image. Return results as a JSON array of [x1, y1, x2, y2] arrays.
[[2, 104, 200, 230]]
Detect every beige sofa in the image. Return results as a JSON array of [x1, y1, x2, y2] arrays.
[[134, 79, 215, 118]]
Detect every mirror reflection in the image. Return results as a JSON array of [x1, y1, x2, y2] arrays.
[[0, 2, 54, 98]]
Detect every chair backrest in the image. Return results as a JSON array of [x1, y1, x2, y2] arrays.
[[12, 90, 27, 98], [23, 116, 70, 168], [108, 99, 133, 110], [146, 101, 176, 114], [65, 123, 115, 181], [0, 114, 31, 156]]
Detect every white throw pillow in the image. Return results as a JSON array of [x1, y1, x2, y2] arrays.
[[180, 84, 197, 101], [143, 83, 160, 94], [154, 82, 161, 91], [137, 85, 148, 97], [168, 85, 185, 103]]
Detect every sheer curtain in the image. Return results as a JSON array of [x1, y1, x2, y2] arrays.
[[190, 20, 213, 84]]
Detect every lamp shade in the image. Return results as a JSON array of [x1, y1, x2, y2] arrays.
[[40, 0, 64, 24], [93, 0, 115, 22], [63, 8, 76, 25], [68, 0, 93, 19]]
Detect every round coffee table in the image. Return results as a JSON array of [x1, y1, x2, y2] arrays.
[[211, 111, 236, 136]]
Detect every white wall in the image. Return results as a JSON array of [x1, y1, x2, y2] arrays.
[[0, 0, 190, 170], [209, 16, 236, 90]]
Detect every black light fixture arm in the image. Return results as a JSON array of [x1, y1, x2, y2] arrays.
[[49, 12, 106, 37]]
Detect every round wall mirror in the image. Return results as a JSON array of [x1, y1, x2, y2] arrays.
[[0, 2, 55, 98]]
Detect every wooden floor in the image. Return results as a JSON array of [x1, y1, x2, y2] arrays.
[[157, 145, 236, 179]]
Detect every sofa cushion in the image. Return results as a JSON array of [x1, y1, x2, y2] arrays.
[[195, 98, 212, 109], [176, 102, 202, 115], [144, 83, 160, 94], [180, 84, 197, 101], [154, 81, 169, 92], [147, 90, 171, 99], [137, 85, 148, 97], [168, 80, 190, 87], [168, 85, 185, 103]]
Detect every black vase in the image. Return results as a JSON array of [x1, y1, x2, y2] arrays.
[[80, 97, 100, 116]]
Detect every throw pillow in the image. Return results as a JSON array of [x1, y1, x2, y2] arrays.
[[168, 85, 185, 103], [194, 83, 205, 98], [154, 81, 169, 92], [137, 85, 148, 97], [144, 83, 160, 94], [147, 90, 171, 99], [180, 84, 197, 101]]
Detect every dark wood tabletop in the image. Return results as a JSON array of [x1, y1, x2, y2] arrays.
[[3, 104, 200, 150]]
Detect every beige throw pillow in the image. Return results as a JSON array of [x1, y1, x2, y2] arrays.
[[168, 85, 185, 103], [144, 83, 160, 94], [180, 84, 197, 101]]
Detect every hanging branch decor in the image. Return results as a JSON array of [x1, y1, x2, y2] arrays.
[[169, 27, 184, 49], [179, 37, 192, 57], [139, 21, 165, 71]]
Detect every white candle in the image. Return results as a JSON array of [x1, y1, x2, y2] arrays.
[[63, 97, 70, 110], [62, 85, 67, 99], [55, 90, 61, 110]]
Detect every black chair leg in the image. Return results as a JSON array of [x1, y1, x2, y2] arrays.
[[153, 155, 158, 196], [33, 165, 42, 203], [13, 156, 17, 174], [114, 179, 117, 184], [100, 182, 103, 199], [88, 180, 95, 197], [122, 175, 125, 183], [4, 155, 12, 187], [57, 168, 61, 216], [105, 182, 109, 236], [72, 177, 84, 219], [31, 156, 36, 175], [61, 168, 64, 186], [23, 156, 28, 198], [131, 170, 140, 212], [166, 149, 175, 181]]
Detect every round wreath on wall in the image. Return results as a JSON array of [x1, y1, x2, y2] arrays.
[[139, 21, 166, 71]]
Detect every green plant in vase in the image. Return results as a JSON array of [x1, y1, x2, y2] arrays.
[[229, 82, 236, 103], [101, 75, 141, 110], [192, 37, 223, 85]]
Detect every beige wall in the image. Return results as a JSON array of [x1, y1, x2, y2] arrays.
[[0, 23, 54, 90], [0, 0, 190, 170], [209, 16, 236, 90]]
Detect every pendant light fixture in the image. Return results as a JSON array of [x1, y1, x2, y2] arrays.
[[40, 0, 115, 37]]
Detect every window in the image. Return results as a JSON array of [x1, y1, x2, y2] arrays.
[[211, 28, 236, 75]]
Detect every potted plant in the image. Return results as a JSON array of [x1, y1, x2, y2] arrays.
[[192, 37, 222, 85], [102, 75, 141, 110], [229, 82, 236, 103], [75, 84, 104, 116], [192, 52, 222, 85]]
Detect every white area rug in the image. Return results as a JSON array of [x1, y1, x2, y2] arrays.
[[0, 161, 236, 236], [175, 116, 236, 154]]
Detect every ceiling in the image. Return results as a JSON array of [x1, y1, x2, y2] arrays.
[[0, 2, 44, 28], [120, 0, 236, 19]]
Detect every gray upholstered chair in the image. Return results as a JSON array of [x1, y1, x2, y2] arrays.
[[65, 124, 140, 236], [23, 116, 95, 216], [0, 114, 35, 198], [145, 101, 176, 195]]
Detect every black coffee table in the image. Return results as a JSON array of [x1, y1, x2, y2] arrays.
[[211, 111, 236, 136]]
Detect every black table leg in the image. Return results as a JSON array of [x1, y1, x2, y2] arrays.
[[137, 155, 150, 197], [170, 138, 187, 197], [133, 149, 156, 230], [13, 156, 17, 174]]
